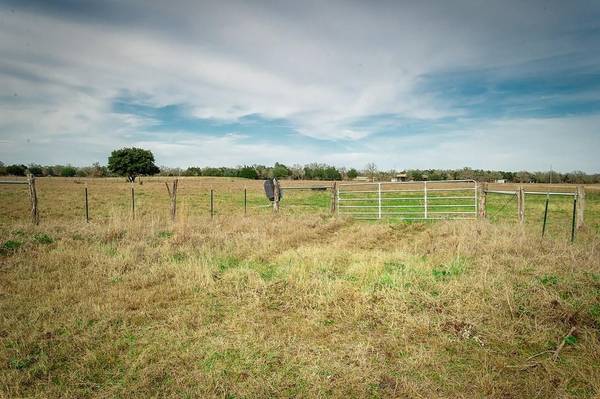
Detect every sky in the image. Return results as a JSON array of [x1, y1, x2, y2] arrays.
[[1, 0, 600, 172]]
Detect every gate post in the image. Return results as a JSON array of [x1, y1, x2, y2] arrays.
[[478, 182, 487, 219], [423, 181, 428, 219], [377, 182, 382, 220], [330, 182, 337, 214]]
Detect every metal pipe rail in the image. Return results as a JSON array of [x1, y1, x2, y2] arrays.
[[337, 179, 477, 187]]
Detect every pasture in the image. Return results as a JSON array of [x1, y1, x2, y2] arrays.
[[1, 177, 599, 398]]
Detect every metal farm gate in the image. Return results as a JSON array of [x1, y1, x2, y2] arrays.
[[336, 180, 478, 220]]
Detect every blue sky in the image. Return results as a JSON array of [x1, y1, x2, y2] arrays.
[[1, 0, 600, 172]]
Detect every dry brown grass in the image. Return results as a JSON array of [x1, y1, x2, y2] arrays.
[[1, 178, 600, 398]]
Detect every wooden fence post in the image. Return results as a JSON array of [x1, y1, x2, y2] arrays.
[[84, 184, 89, 223], [244, 187, 247, 216], [273, 178, 280, 212], [165, 179, 178, 222], [576, 185, 585, 229], [27, 174, 39, 225], [131, 185, 135, 220], [210, 189, 214, 219], [517, 186, 525, 224], [330, 182, 337, 214], [478, 182, 487, 219]]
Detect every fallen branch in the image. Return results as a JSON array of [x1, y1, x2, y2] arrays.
[[507, 326, 576, 370], [553, 326, 576, 362]]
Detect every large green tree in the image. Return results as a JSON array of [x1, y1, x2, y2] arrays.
[[107, 147, 160, 182]]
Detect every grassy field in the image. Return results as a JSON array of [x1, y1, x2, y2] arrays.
[[1, 177, 599, 398]]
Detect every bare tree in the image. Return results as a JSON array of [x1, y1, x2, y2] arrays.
[[290, 164, 305, 180], [364, 163, 377, 182]]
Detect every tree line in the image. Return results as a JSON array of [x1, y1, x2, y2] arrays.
[[1, 147, 598, 184], [3, 161, 599, 183]]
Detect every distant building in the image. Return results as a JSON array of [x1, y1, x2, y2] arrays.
[[354, 176, 370, 182], [391, 172, 407, 182], [495, 179, 506, 184]]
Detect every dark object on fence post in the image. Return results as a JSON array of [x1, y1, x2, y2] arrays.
[[84, 184, 89, 223], [210, 189, 214, 219], [571, 196, 577, 243], [27, 174, 39, 225], [517, 186, 525, 224], [541, 196, 549, 237], [165, 179, 178, 222], [244, 187, 247, 216], [478, 182, 487, 219], [273, 178, 280, 212], [330, 182, 337, 214], [131, 185, 135, 219], [576, 185, 585, 229]]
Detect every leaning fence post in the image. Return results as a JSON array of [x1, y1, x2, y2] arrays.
[[27, 174, 39, 225], [517, 186, 525, 224], [478, 182, 487, 219], [576, 185, 585, 229], [541, 195, 549, 237]]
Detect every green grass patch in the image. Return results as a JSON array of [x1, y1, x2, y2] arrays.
[[589, 304, 600, 326], [33, 233, 54, 244], [1, 239, 22, 254], [432, 256, 467, 281], [538, 274, 559, 286], [217, 256, 241, 272], [171, 251, 187, 263], [157, 230, 173, 239]]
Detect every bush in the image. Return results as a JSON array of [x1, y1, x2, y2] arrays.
[[238, 166, 258, 179], [347, 168, 358, 179], [61, 165, 77, 177]]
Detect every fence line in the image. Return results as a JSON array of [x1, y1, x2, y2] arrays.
[[1, 178, 587, 240]]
